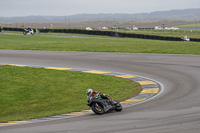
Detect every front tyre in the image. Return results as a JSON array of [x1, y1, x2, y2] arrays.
[[23, 31, 27, 35], [115, 102, 122, 112], [91, 103, 105, 115]]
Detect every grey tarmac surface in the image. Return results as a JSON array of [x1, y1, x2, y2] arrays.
[[0, 50, 200, 133]]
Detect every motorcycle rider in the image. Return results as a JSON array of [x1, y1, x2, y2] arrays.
[[183, 36, 190, 41], [27, 26, 32, 32], [86, 88, 114, 104]]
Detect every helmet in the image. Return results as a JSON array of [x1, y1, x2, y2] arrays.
[[86, 88, 93, 95]]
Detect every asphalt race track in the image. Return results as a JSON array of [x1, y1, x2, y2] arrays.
[[0, 50, 200, 133]]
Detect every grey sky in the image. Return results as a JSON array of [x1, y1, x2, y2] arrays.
[[0, 0, 199, 17]]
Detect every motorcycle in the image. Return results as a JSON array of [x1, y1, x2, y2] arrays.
[[23, 29, 34, 35], [181, 36, 190, 41], [87, 94, 122, 115]]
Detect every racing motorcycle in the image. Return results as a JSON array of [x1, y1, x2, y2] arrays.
[[181, 36, 190, 41], [23, 29, 34, 35], [87, 94, 122, 115]]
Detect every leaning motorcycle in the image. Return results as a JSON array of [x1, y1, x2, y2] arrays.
[[87, 95, 122, 115], [23, 29, 34, 35]]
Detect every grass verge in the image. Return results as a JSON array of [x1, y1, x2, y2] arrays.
[[0, 65, 141, 122], [0, 34, 200, 54]]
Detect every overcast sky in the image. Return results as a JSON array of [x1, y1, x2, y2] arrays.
[[0, 0, 199, 17]]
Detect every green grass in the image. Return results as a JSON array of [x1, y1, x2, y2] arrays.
[[4, 30, 111, 38], [0, 65, 141, 122], [0, 34, 200, 54]]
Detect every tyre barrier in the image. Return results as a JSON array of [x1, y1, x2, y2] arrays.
[[2, 27, 200, 42]]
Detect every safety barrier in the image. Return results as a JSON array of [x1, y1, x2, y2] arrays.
[[2, 27, 200, 42]]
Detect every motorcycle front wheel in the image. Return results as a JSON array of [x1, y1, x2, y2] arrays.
[[115, 102, 122, 112], [91, 103, 105, 115]]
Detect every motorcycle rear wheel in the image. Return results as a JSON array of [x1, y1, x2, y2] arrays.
[[91, 103, 105, 115]]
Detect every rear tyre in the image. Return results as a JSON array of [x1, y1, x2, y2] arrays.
[[91, 103, 105, 115]]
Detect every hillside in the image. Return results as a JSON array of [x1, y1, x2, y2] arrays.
[[0, 8, 199, 23]]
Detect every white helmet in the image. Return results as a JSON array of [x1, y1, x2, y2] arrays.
[[86, 88, 93, 95]]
